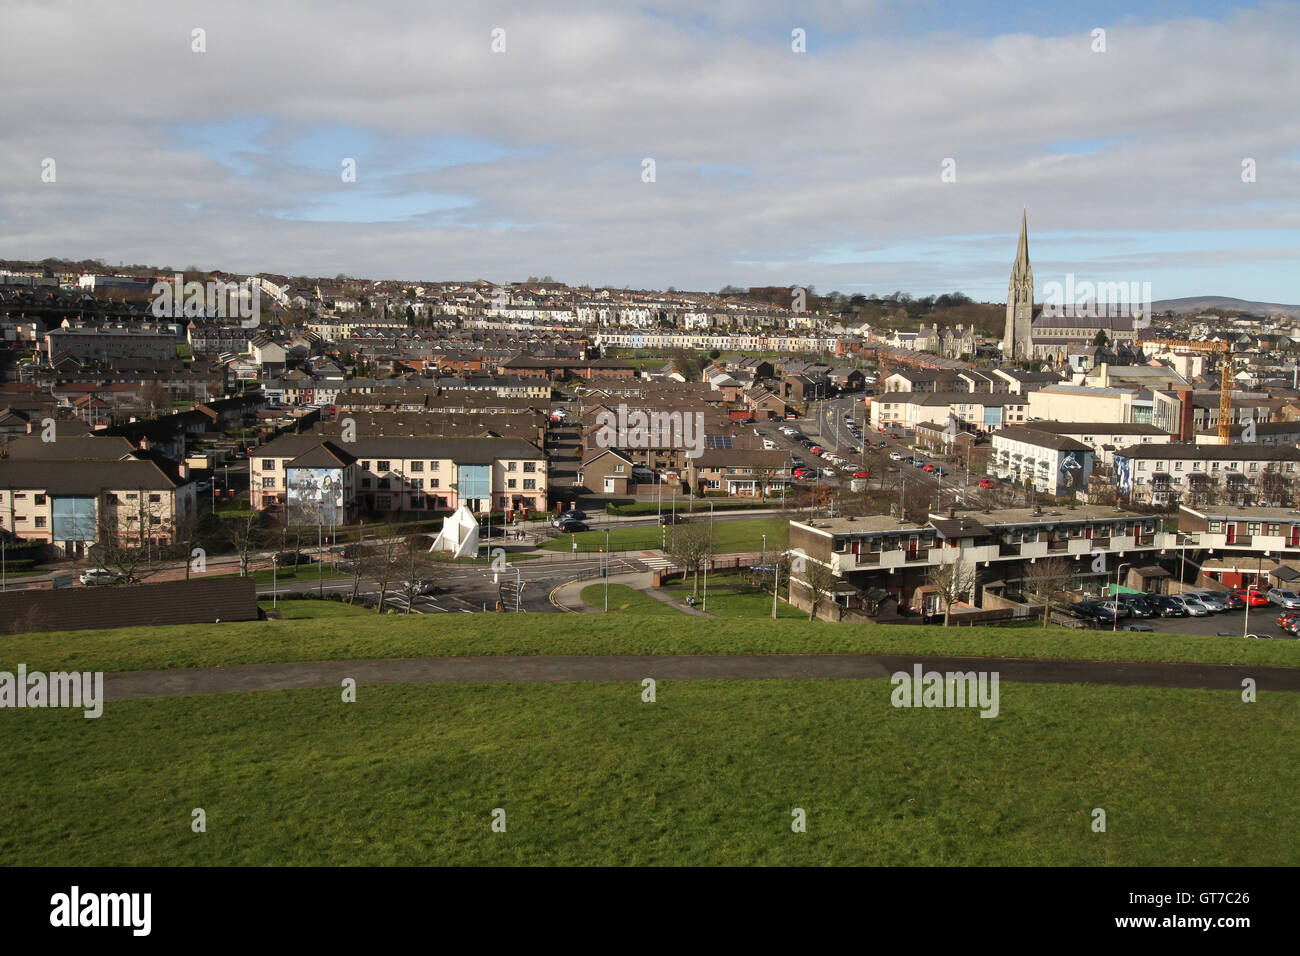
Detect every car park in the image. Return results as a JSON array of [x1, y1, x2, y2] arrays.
[[1266, 588, 1300, 608], [1118, 595, 1152, 618]]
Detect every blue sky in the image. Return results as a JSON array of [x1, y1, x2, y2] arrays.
[[1, 0, 1296, 302]]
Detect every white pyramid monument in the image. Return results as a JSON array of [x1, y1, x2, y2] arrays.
[[430, 505, 480, 559]]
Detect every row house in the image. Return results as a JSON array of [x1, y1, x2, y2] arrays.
[[1175, 504, 1300, 591], [786, 505, 1170, 618], [988, 427, 1095, 496], [870, 392, 1030, 433], [1014, 421, 1170, 466], [0, 453, 195, 558], [250, 435, 548, 516], [1113, 443, 1300, 507]]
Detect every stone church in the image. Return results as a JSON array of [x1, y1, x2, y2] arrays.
[[1002, 211, 1137, 365]]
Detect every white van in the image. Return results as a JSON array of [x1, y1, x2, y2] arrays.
[[762, 438, 776, 450]]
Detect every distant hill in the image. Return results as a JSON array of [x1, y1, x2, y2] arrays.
[[1151, 296, 1300, 319]]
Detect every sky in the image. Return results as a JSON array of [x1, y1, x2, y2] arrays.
[[0, 0, 1297, 302]]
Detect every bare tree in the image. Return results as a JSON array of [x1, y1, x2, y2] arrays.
[[395, 538, 446, 613], [666, 520, 712, 598], [222, 509, 268, 577], [925, 557, 977, 626], [361, 534, 405, 613], [790, 552, 840, 621], [88, 491, 176, 583], [1021, 557, 1074, 629]]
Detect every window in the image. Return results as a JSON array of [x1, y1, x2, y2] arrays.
[[1194, 461, 1203, 471], [524, 479, 536, 490], [613, 465, 624, 473], [1249, 462, 1259, 472], [262, 477, 276, 489], [105, 493, 119, 503], [376, 496, 391, 510], [377, 461, 391, 472], [1209, 521, 1221, 533], [523, 462, 537, 473], [1249, 523, 1261, 535], [149, 494, 161, 503], [1137, 461, 1146, 471], [429, 479, 439, 489], [378, 478, 391, 490], [410, 478, 423, 490], [507, 479, 517, 489], [262, 459, 274, 469], [1174, 462, 1183, 471], [506, 461, 517, 472], [410, 461, 423, 472], [34, 494, 46, 505], [35, 516, 46, 528], [362, 478, 372, 489]]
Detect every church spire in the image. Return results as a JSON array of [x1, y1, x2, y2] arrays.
[[1014, 208, 1030, 274]]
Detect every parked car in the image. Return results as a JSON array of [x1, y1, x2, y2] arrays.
[[922, 463, 935, 472], [1219, 592, 1246, 610], [889, 451, 903, 461], [1234, 588, 1270, 607], [1122, 623, 1155, 632], [877, 441, 888, 449], [910, 457, 926, 468], [559, 509, 588, 521], [78, 568, 122, 586], [1173, 595, 1210, 617], [1188, 591, 1230, 613], [1266, 588, 1300, 608], [195, 479, 213, 493], [1147, 594, 1188, 617], [1119, 595, 1153, 618], [852, 470, 871, 479], [978, 478, 995, 489], [659, 513, 688, 526]]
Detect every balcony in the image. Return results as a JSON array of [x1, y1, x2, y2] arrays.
[[1091, 536, 1111, 549], [1046, 539, 1068, 553], [998, 542, 1021, 557], [855, 551, 881, 565], [1134, 534, 1155, 547], [903, 548, 931, 562], [1224, 535, 1253, 547]]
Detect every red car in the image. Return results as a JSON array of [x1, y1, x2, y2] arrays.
[[852, 470, 871, 479], [809, 446, 824, 456], [978, 478, 995, 489], [1234, 588, 1269, 607], [922, 463, 935, 472], [793, 467, 814, 479], [889, 433, 899, 439]]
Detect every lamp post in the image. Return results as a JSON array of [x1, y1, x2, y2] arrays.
[[271, 553, 278, 609], [604, 528, 610, 612], [1112, 561, 1131, 633], [1245, 552, 1265, 638]]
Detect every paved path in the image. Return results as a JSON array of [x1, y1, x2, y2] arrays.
[[102, 653, 1300, 702]]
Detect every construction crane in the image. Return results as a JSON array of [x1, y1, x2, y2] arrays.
[[1139, 338, 1234, 441]]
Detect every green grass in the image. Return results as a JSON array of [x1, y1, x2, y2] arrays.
[[669, 585, 807, 619], [3, 612, 1299, 674], [2, 680, 1294, 865], [258, 599, 375, 620], [212, 562, 347, 584], [579, 584, 682, 615], [541, 518, 789, 554]]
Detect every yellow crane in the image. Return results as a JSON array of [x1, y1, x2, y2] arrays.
[[1139, 338, 1234, 441]]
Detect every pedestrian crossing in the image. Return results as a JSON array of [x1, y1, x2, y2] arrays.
[[641, 556, 679, 571]]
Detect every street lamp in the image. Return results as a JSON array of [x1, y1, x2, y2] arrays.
[[1112, 561, 1132, 633]]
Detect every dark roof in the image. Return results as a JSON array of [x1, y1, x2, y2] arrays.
[[0, 458, 180, 492], [1115, 443, 1300, 461], [0, 577, 258, 636], [0, 434, 135, 461], [992, 427, 1092, 452], [1026, 421, 1167, 436], [255, 435, 543, 461], [930, 515, 994, 539]]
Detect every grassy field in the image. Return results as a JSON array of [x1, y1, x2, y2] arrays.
[[2, 679, 1294, 865], [258, 599, 375, 620], [580, 584, 682, 615], [4, 612, 1300, 673], [541, 517, 788, 554], [668, 585, 808, 619]]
